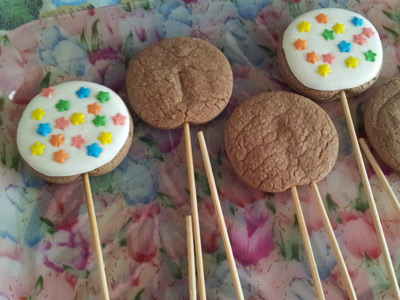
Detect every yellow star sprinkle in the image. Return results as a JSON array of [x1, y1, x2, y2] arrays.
[[31, 142, 45, 155], [333, 23, 345, 34], [345, 56, 359, 68], [70, 112, 85, 125], [318, 64, 331, 77], [297, 21, 311, 32], [98, 131, 113, 145], [32, 108, 46, 120]]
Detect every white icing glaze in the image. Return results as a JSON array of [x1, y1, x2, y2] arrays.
[[17, 81, 130, 177], [282, 8, 382, 91]]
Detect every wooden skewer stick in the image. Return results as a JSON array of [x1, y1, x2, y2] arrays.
[[359, 138, 400, 216], [197, 131, 245, 300], [291, 186, 325, 300], [186, 216, 196, 300], [340, 91, 400, 299], [310, 183, 357, 300], [184, 123, 207, 300], [83, 173, 110, 300]]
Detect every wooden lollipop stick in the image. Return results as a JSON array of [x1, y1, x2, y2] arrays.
[[197, 131, 245, 300], [83, 173, 110, 300], [359, 138, 400, 216], [184, 123, 207, 300], [186, 216, 196, 300], [310, 183, 357, 300], [291, 186, 325, 300], [340, 91, 400, 299]]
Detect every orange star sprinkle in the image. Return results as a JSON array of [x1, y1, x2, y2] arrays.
[[306, 51, 320, 64], [293, 39, 307, 50], [49, 134, 65, 147], [53, 149, 69, 164], [316, 13, 329, 24], [87, 102, 102, 115]]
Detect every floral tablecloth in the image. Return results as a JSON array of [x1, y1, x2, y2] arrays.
[[1, 0, 400, 299]]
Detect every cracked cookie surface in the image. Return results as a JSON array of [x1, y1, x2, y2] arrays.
[[225, 91, 339, 192], [127, 37, 233, 129]]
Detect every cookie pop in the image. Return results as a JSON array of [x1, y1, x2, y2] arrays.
[[17, 81, 134, 300], [225, 91, 350, 300], [277, 8, 400, 298], [126, 37, 236, 300]]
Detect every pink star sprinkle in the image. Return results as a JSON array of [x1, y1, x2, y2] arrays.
[[362, 27, 375, 38], [72, 135, 86, 149], [55, 116, 70, 130], [322, 53, 336, 64], [112, 113, 127, 126], [354, 34, 367, 45], [41, 86, 55, 98]]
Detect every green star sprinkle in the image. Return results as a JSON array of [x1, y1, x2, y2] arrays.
[[96, 91, 110, 103], [364, 50, 377, 62], [93, 115, 106, 127], [322, 29, 335, 40], [55, 100, 70, 112]]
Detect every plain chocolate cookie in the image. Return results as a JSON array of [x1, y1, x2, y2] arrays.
[[126, 37, 233, 130], [365, 79, 400, 172], [225, 91, 339, 193]]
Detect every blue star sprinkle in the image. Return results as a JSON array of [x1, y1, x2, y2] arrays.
[[76, 87, 91, 99], [37, 123, 52, 137], [87, 143, 103, 158], [338, 40, 352, 53], [351, 17, 363, 27]]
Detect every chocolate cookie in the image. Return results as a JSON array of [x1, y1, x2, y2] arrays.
[[126, 37, 233, 129], [225, 91, 339, 193], [364, 79, 400, 172]]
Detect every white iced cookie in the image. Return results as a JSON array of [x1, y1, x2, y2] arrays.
[[17, 81, 132, 181], [281, 8, 382, 91]]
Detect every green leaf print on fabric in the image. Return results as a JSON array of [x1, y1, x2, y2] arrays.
[[123, 31, 134, 68], [39, 217, 56, 235], [39, 72, 51, 90], [35, 275, 44, 295], [0, 0, 42, 30], [134, 288, 145, 300], [139, 136, 164, 162], [326, 193, 339, 213], [354, 182, 370, 212], [160, 248, 183, 280]]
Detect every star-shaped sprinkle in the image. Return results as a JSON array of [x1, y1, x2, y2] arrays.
[[338, 40, 352, 53], [41, 86, 55, 98], [70, 112, 85, 125], [87, 102, 102, 115], [87, 143, 103, 158], [354, 34, 367, 45], [32, 108, 46, 120], [93, 115, 106, 127], [351, 17, 363, 27], [364, 50, 377, 62], [293, 39, 307, 50], [112, 113, 127, 126], [76, 87, 91, 99], [54, 150, 69, 164], [362, 27, 375, 38], [37, 123, 52, 137], [323, 53, 336, 64], [318, 64, 331, 77], [55, 117, 70, 130], [333, 23, 345, 34], [55, 100, 70, 112], [306, 51, 320, 64], [96, 91, 111, 103], [322, 29, 335, 40], [297, 21, 311, 32], [72, 135, 86, 148], [98, 131, 113, 145], [316, 13, 329, 24], [49, 134, 65, 147], [31, 142, 45, 155], [345, 56, 359, 68]]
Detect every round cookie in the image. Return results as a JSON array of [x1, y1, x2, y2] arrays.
[[365, 79, 400, 172], [277, 8, 382, 102], [225, 91, 339, 193], [126, 37, 233, 130], [17, 81, 133, 184]]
